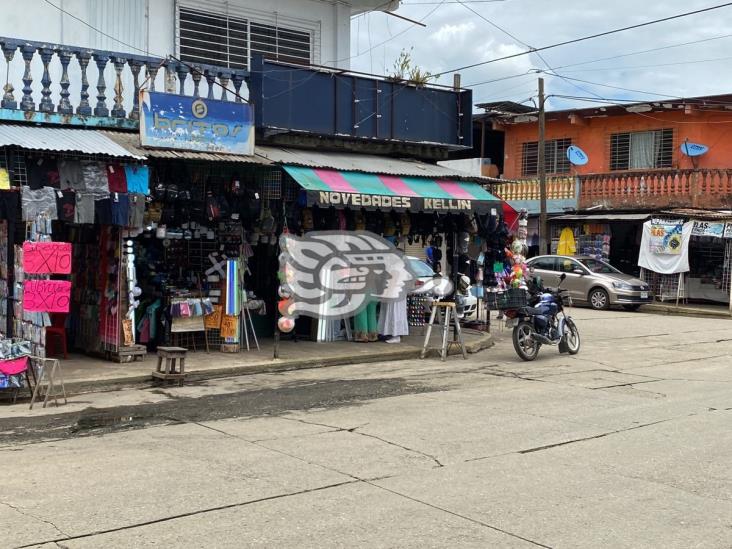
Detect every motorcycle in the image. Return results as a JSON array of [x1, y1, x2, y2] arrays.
[[506, 273, 581, 361]]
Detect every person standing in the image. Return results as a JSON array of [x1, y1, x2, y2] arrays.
[[378, 297, 408, 343], [354, 301, 378, 342]]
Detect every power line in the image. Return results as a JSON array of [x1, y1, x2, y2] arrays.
[[466, 31, 732, 88], [560, 54, 732, 74], [328, 1, 446, 65], [544, 74, 677, 99], [433, 2, 732, 77]]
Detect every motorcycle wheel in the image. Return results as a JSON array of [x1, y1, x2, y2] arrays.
[[565, 318, 581, 355], [513, 321, 540, 361]]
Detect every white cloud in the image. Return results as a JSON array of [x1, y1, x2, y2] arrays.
[[350, 1, 732, 110], [431, 21, 476, 44]]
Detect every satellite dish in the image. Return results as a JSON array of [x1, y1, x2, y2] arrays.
[[680, 141, 708, 157], [567, 145, 589, 166]]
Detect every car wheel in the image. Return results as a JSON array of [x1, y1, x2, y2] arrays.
[[588, 288, 610, 310], [622, 304, 641, 312]]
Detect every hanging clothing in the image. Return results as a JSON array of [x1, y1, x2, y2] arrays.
[[557, 227, 576, 256], [378, 298, 409, 337], [21, 186, 58, 221], [125, 165, 150, 194]]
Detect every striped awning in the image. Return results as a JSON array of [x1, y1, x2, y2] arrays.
[[284, 166, 501, 213]]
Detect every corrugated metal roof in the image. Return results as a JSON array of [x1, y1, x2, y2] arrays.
[[551, 213, 651, 221], [254, 145, 502, 182], [661, 208, 732, 221], [101, 131, 272, 164], [0, 124, 144, 159]]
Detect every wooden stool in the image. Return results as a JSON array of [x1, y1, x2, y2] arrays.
[[153, 346, 187, 385], [29, 356, 67, 409], [420, 301, 467, 362]]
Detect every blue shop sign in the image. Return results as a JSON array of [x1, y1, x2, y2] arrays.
[[139, 91, 254, 155]]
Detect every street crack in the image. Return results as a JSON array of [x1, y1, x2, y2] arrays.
[[1, 499, 69, 539], [518, 418, 672, 454]]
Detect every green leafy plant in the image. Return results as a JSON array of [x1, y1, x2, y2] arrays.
[[388, 48, 432, 87]]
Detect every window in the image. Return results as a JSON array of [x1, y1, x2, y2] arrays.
[[530, 257, 557, 271], [610, 129, 673, 171], [179, 7, 312, 70], [558, 258, 582, 273], [579, 258, 621, 274], [521, 138, 571, 176], [179, 8, 248, 69]]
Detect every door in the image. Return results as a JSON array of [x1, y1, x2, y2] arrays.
[[530, 256, 560, 289], [556, 257, 589, 302]]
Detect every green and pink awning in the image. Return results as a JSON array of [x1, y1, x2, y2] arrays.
[[284, 166, 502, 214]]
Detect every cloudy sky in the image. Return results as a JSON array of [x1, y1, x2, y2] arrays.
[[348, 1, 732, 110]]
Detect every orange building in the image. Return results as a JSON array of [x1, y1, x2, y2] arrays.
[[483, 94, 732, 211], [474, 96, 732, 303]]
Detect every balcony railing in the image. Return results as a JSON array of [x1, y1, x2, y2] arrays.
[[0, 35, 471, 152], [578, 169, 732, 210], [494, 176, 576, 201], [0, 36, 248, 129]]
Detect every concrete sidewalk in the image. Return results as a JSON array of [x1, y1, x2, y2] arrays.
[[39, 330, 493, 395]]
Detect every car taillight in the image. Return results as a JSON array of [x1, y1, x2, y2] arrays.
[[415, 280, 425, 287]]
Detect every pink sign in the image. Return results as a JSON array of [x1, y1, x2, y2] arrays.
[[23, 280, 71, 313], [0, 356, 28, 376], [22, 242, 72, 274]]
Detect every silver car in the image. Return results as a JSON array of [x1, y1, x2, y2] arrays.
[[527, 255, 652, 311]]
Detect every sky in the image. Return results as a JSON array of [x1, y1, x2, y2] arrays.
[[348, 1, 732, 111]]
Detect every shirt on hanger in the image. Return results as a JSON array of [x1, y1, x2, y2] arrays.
[[81, 162, 109, 195], [107, 164, 127, 193], [128, 193, 145, 228], [74, 193, 95, 224], [26, 158, 59, 190], [58, 159, 84, 190], [94, 195, 113, 225], [21, 186, 58, 221], [124, 165, 150, 194], [111, 193, 129, 226], [56, 190, 76, 223]]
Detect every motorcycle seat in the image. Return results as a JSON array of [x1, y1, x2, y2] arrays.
[[519, 306, 543, 316]]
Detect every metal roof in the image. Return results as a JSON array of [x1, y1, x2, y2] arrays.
[[550, 213, 651, 222], [254, 146, 502, 182], [661, 208, 732, 221], [0, 124, 144, 159], [101, 131, 272, 164]]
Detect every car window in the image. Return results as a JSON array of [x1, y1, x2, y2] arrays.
[[558, 258, 581, 273], [580, 258, 621, 274], [530, 257, 557, 271], [409, 259, 435, 277]]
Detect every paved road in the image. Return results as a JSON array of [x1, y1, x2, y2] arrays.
[[1, 308, 731, 548]]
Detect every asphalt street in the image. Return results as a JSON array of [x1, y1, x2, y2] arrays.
[[1, 307, 731, 548]]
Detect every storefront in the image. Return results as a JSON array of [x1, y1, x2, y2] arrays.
[[638, 210, 732, 306], [0, 116, 512, 371], [548, 213, 650, 275]]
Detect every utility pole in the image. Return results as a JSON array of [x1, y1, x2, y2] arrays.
[[538, 77, 548, 255]]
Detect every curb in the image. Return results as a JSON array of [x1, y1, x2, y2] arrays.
[[60, 332, 494, 396], [639, 304, 732, 320]]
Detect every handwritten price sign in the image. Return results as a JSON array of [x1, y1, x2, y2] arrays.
[[22, 242, 72, 274], [23, 280, 71, 312], [220, 314, 238, 339]]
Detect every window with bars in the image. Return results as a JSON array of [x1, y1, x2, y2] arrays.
[[521, 138, 571, 176], [610, 129, 673, 171], [179, 7, 312, 70]]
